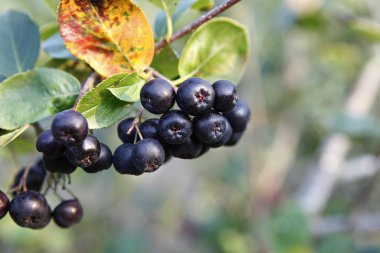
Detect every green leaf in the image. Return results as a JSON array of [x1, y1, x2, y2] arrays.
[[76, 73, 135, 129], [350, 18, 380, 42], [178, 17, 249, 84], [42, 33, 76, 59], [107, 73, 145, 102], [149, 0, 180, 15], [0, 125, 29, 149], [151, 47, 179, 79], [43, 0, 60, 17], [0, 11, 40, 78], [0, 68, 80, 130], [192, 0, 214, 11], [40, 22, 59, 41]]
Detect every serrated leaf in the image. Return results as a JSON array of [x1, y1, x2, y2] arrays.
[[149, 0, 180, 15], [0, 125, 29, 149], [0, 68, 80, 130], [107, 73, 145, 102], [76, 73, 135, 129], [0, 11, 40, 78], [59, 0, 154, 77], [178, 18, 249, 83], [192, 0, 214, 11], [40, 22, 59, 41], [151, 47, 179, 79], [42, 33, 76, 59]]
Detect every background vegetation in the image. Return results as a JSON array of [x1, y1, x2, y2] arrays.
[[1, 0, 380, 252]]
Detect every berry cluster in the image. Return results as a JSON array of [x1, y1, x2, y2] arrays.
[[0, 78, 250, 230], [113, 78, 251, 175]]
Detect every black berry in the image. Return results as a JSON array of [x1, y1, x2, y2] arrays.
[[170, 137, 203, 159], [223, 101, 251, 132], [158, 110, 193, 144], [140, 78, 176, 114], [117, 118, 136, 143], [11, 161, 46, 195], [36, 130, 64, 158], [209, 119, 233, 148], [193, 112, 227, 144], [82, 143, 113, 173], [164, 146, 172, 163], [113, 144, 142, 175], [198, 145, 210, 157], [43, 155, 76, 174], [176, 78, 215, 116], [65, 135, 101, 168], [225, 132, 244, 146], [9, 191, 51, 229], [51, 110, 88, 144], [137, 118, 165, 145], [53, 199, 83, 228], [212, 80, 238, 112], [131, 138, 165, 173], [0, 191, 9, 219]]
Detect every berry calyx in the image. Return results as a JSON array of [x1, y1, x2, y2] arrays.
[[113, 144, 142, 175], [0, 191, 10, 219], [176, 78, 215, 116], [169, 137, 203, 159], [65, 135, 101, 168], [131, 138, 165, 173], [140, 78, 176, 114], [9, 191, 51, 229], [193, 112, 227, 144], [212, 80, 238, 112], [53, 199, 83, 228], [209, 119, 233, 148], [158, 110, 193, 144], [82, 143, 113, 173], [51, 110, 88, 144], [36, 130, 64, 158], [117, 118, 137, 143], [223, 101, 251, 132]]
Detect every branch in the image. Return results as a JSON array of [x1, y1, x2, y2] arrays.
[[154, 0, 242, 53], [72, 72, 99, 110]]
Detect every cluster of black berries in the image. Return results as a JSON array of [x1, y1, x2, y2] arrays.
[[113, 78, 250, 175], [0, 160, 83, 229]]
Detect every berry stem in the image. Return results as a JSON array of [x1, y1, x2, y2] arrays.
[[32, 122, 43, 136], [21, 153, 37, 192], [154, 0, 242, 53], [135, 125, 144, 140], [127, 110, 143, 135], [72, 72, 99, 110]]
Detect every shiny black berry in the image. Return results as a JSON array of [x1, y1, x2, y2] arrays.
[[82, 143, 113, 173], [36, 130, 64, 158], [164, 146, 172, 163], [140, 78, 176, 114], [0, 191, 10, 219], [131, 139, 165, 173], [65, 135, 101, 168], [158, 110, 193, 144], [209, 119, 233, 148], [137, 119, 165, 145], [117, 118, 136, 143], [53, 199, 83, 228], [51, 110, 88, 144], [170, 137, 203, 159], [11, 161, 46, 195], [225, 132, 244, 146], [9, 191, 51, 229], [176, 78, 215, 116], [223, 101, 251, 132], [43, 155, 76, 174], [113, 144, 143, 175], [193, 112, 227, 144], [212, 80, 238, 112], [198, 145, 210, 157]]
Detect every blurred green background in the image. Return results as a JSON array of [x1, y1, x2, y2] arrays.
[[1, 0, 380, 252]]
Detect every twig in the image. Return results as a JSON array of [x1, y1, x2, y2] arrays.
[[72, 72, 99, 109], [21, 154, 37, 192], [154, 0, 241, 53], [146, 66, 169, 81], [32, 123, 43, 136], [127, 110, 143, 135]]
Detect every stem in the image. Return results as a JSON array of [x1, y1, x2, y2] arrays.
[[127, 110, 143, 135], [21, 154, 37, 192], [32, 122, 43, 136], [135, 125, 144, 140], [72, 72, 99, 110], [154, 0, 242, 53]]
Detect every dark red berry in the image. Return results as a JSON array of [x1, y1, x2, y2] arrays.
[[176, 78, 215, 116], [53, 199, 83, 228], [193, 112, 227, 144], [117, 118, 136, 143], [43, 155, 76, 174], [51, 110, 88, 144], [212, 80, 238, 112], [36, 130, 64, 158], [0, 191, 10, 219], [82, 143, 113, 173], [158, 110, 193, 144], [140, 78, 176, 114], [113, 144, 143, 175], [9, 191, 51, 229], [223, 101, 251, 132], [170, 137, 203, 159], [65, 135, 101, 168], [131, 138, 165, 173]]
